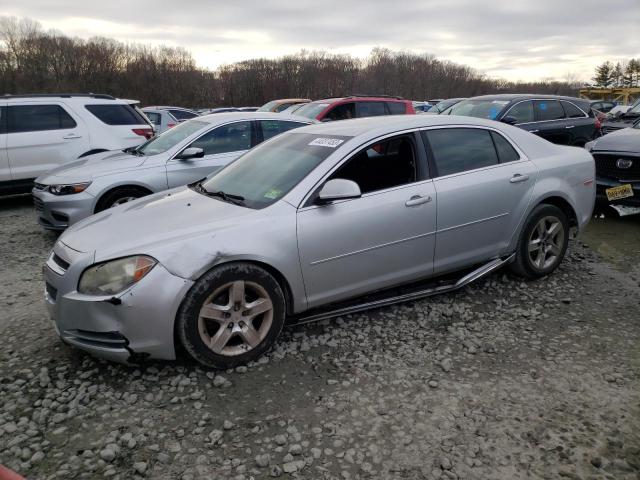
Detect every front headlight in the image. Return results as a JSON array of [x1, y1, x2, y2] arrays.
[[78, 256, 157, 296], [49, 182, 92, 196]]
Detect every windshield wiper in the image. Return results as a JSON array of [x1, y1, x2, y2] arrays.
[[208, 190, 245, 206]]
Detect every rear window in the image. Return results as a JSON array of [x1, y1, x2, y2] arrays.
[[86, 104, 148, 125], [260, 120, 308, 140], [387, 102, 407, 114], [8, 104, 77, 133], [145, 112, 161, 125], [448, 99, 510, 120], [169, 109, 198, 121]]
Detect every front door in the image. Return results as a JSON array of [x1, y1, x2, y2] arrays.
[[297, 133, 437, 308], [6, 102, 89, 181], [166, 120, 254, 188]]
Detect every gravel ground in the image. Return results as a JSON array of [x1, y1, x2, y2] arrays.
[[1, 195, 639, 480]]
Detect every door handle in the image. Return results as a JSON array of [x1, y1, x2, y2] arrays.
[[63, 134, 82, 140], [510, 174, 529, 184], [565, 125, 575, 129], [405, 195, 432, 207]]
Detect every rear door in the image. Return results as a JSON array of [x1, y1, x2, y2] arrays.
[[422, 127, 537, 274], [560, 100, 596, 146], [532, 100, 570, 145], [166, 120, 255, 187], [6, 102, 90, 181]]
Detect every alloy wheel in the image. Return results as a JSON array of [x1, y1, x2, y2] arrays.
[[528, 216, 565, 270], [197, 280, 274, 356]]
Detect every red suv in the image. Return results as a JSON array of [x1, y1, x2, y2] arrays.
[[294, 95, 415, 121]]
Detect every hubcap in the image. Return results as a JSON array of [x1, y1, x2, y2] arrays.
[[528, 216, 564, 270], [197, 281, 273, 356], [111, 196, 138, 207]]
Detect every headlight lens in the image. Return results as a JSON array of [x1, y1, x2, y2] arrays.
[[49, 182, 92, 195], [78, 256, 157, 296]]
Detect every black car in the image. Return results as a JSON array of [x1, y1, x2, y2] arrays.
[[445, 94, 600, 146], [600, 99, 640, 135], [586, 119, 640, 209]]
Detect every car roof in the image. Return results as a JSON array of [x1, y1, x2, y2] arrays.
[[291, 114, 520, 137], [191, 111, 316, 124], [145, 106, 197, 111], [308, 96, 408, 105], [464, 94, 587, 103], [2, 94, 138, 105]]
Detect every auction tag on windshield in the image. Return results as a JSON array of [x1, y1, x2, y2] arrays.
[[308, 138, 344, 148], [264, 188, 282, 199]]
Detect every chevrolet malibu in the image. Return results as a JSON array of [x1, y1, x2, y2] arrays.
[[44, 115, 595, 368], [33, 112, 313, 230]]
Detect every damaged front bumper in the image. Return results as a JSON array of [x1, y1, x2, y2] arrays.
[[44, 243, 194, 364]]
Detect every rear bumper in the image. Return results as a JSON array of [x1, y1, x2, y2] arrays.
[[595, 177, 640, 207], [32, 188, 96, 230]]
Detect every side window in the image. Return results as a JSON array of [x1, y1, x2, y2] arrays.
[[188, 121, 252, 155], [329, 135, 417, 194], [259, 120, 306, 141], [490, 131, 520, 163], [326, 103, 355, 121], [386, 102, 407, 115], [357, 102, 386, 118], [505, 101, 534, 124], [7, 104, 77, 133], [534, 100, 565, 121], [424, 128, 499, 177], [85, 104, 147, 125], [170, 109, 198, 121], [0, 106, 6, 134], [146, 112, 161, 126], [561, 101, 586, 118]]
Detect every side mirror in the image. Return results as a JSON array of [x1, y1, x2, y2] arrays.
[[500, 116, 518, 125], [317, 179, 361, 204], [176, 147, 204, 160]]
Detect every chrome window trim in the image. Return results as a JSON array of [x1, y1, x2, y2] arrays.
[[503, 98, 588, 125]]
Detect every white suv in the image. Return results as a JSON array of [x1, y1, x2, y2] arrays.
[[0, 94, 154, 195]]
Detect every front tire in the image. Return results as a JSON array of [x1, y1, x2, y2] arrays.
[[510, 204, 569, 279], [177, 263, 286, 369], [95, 186, 150, 213]]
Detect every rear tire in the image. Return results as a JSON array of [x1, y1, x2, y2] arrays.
[[510, 204, 569, 279], [95, 186, 150, 213], [177, 262, 286, 369]]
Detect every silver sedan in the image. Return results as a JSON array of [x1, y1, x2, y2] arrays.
[[43, 115, 595, 368], [32, 112, 314, 230]]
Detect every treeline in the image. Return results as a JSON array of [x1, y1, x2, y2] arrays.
[[591, 60, 640, 88], [1, 16, 578, 108]]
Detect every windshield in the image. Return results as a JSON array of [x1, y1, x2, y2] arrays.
[[137, 120, 207, 155], [295, 103, 330, 119], [200, 132, 351, 209], [433, 99, 460, 113], [447, 99, 511, 120], [257, 101, 279, 112]]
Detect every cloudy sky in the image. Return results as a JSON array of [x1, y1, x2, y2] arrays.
[[2, 0, 639, 81]]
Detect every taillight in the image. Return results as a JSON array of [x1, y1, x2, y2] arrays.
[[594, 117, 601, 130], [132, 128, 154, 139]]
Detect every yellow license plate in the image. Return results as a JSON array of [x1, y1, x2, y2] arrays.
[[605, 184, 634, 202]]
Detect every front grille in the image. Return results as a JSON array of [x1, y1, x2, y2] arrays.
[[46, 283, 57, 300], [52, 253, 70, 272], [593, 153, 640, 181], [33, 197, 44, 212]]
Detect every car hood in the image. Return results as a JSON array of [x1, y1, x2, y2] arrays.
[[593, 127, 640, 153], [603, 114, 640, 129], [60, 187, 258, 265], [36, 150, 147, 184]]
